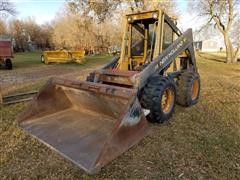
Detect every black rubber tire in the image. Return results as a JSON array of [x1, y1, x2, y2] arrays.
[[141, 76, 176, 123], [5, 59, 12, 70], [176, 71, 200, 106], [41, 55, 45, 63]]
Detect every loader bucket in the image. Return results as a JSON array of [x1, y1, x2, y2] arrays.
[[17, 77, 148, 174]]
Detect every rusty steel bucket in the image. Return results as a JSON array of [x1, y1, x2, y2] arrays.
[[17, 77, 149, 174]]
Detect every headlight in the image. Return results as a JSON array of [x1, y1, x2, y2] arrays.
[[152, 12, 158, 19], [127, 16, 133, 22]]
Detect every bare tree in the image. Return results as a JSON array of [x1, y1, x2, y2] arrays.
[[68, 0, 121, 23], [9, 19, 28, 51], [231, 17, 240, 60], [0, 0, 17, 16], [51, 3, 123, 53], [126, 0, 176, 15], [0, 20, 6, 34], [23, 18, 53, 49], [53, 0, 176, 53], [40, 23, 54, 49], [191, 0, 240, 63], [67, 0, 176, 22], [8, 18, 52, 52]]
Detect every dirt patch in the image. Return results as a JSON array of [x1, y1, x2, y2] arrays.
[[0, 66, 98, 94], [0, 53, 113, 95]]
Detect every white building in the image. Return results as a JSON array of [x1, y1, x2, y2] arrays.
[[193, 39, 220, 52]]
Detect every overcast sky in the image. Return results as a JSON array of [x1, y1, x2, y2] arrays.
[[12, 0, 64, 24]]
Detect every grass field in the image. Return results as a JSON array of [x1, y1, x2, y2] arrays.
[[198, 51, 240, 63], [11, 52, 113, 69], [1, 52, 240, 179], [11, 52, 43, 68]]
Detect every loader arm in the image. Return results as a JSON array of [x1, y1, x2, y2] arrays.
[[164, 14, 182, 36], [134, 28, 197, 90]]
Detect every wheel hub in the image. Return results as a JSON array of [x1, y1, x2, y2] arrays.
[[191, 79, 199, 100], [161, 88, 174, 114]]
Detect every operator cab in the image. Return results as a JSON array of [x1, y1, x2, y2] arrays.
[[94, 10, 182, 87], [117, 10, 177, 71]]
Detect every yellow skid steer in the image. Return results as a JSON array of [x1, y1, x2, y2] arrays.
[[18, 10, 200, 174]]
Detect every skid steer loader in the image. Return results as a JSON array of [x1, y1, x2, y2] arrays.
[[17, 10, 200, 174]]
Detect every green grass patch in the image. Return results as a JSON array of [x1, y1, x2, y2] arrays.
[[12, 52, 113, 69], [13, 52, 42, 68]]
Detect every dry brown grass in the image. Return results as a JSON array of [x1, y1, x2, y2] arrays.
[[1, 53, 240, 179]]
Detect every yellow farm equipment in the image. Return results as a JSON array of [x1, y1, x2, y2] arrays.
[[41, 50, 85, 64], [18, 9, 200, 174]]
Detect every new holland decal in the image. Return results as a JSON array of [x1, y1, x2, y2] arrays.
[[160, 38, 187, 65]]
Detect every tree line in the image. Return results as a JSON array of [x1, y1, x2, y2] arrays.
[[0, 0, 175, 54], [0, 0, 239, 62]]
